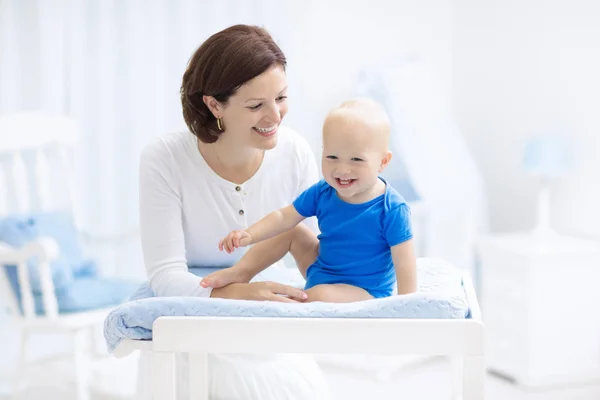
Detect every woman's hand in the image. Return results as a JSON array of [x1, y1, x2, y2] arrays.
[[219, 230, 252, 253], [210, 281, 308, 303]]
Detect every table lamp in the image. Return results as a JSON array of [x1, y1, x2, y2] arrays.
[[522, 134, 571, 238]]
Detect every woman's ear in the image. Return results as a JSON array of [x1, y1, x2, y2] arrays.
[[379, 151, 393, 172], [202, 95, 221, 118]]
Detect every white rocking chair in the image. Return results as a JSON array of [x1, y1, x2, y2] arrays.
[[0, 111, 139, 399]]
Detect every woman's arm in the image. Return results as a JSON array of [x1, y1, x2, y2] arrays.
[[139, 141, 213, 297], [210, 281, 307, 302]]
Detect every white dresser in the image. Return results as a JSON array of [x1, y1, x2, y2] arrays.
[[476, 233, 600, 387]]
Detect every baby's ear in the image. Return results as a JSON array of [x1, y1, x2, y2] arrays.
[[379, 151, 393, 172]]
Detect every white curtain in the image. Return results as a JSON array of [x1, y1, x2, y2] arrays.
[[0, 0, 295, 278]]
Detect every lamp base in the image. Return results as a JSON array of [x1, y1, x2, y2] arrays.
[[531, 184, 555, 238]]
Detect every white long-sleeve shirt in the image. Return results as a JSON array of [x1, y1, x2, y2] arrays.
[[138, 127, 319, 297]]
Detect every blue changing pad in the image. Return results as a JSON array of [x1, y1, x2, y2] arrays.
[[103, 258, 470, 353]]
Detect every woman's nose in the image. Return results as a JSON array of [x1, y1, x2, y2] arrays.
[[266, 103, 281, 124]]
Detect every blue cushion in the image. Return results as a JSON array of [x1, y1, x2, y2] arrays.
[[51, 277, 140, 314], [0, 211, 140, 316], [13, 276, 139, 315], [25, 211, 97, 277], [0, 211, 94, 292], [0, 211, 98, 303]]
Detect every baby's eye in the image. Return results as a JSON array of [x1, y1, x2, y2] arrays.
[[276, 95, 288, 101], [247, 104, 262, 111], [351, 157, 364, 162], [326, 155, 338, 160]]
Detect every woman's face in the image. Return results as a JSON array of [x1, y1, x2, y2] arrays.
[[219, 65, 289, 150]]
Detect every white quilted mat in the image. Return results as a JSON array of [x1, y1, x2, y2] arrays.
[[104, 257, 470, 353]]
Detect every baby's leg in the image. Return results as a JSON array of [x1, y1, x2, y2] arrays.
[[304, 284, 374, 303], [288, 223, 319, 279]]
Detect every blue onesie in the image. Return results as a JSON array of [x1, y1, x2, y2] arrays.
[[292, 177, 413, 298]]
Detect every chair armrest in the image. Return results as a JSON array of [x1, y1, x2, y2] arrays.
[[79, 227, 140, 245], [0, 237, 59, 264], [0, 237, 60, 318]]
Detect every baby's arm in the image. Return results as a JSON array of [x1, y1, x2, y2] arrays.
[[219, 205, 305, 253], [391, 239, 417, 295]]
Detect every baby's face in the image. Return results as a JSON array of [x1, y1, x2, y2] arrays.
[[321, 116, 390, 203]]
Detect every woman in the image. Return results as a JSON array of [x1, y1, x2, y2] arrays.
[[140, 24, 319, 301], [137, 24, 328, 399]]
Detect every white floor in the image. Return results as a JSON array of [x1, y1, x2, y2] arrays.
[[3, 356, 600, 400], [324, 357, 600, 400]]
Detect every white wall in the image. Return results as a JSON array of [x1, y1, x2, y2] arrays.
[[453, 0, 600, 236], [287, 0, 455, 159]]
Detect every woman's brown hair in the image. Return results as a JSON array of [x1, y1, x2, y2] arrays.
[[181, 25, 287, 143]]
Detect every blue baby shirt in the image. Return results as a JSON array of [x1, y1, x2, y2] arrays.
[[292, 178, 413, 297]]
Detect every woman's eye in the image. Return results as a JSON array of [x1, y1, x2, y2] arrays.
[[247, 104, 262, 110]]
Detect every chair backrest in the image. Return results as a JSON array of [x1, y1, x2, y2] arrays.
[[0, 111, 81, 318]]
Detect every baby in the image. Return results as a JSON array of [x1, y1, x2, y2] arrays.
[[217, 98, 417, 302]]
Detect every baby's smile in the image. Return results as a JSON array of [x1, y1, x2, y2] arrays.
[[335, 178, 357, 188]]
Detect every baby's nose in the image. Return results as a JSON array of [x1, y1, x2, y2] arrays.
[[335, 166, 352, 175]]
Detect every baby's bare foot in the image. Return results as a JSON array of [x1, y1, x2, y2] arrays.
[[200, 267, 251, 289]]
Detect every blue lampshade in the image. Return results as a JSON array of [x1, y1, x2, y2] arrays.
[[522, 135, 571, 179]]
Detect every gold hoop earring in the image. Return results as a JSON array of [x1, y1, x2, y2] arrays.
[[217, 118, 224, 131]]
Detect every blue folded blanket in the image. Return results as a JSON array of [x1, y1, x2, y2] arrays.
[[104, 258, 470, 353]]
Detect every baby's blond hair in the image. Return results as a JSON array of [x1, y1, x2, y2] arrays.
[[324, 97, 391, 148]]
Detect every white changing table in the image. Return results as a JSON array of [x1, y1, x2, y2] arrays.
[[112, 273, 484, 400]]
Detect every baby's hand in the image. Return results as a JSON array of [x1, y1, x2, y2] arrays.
[[219, 230, 252, 253]]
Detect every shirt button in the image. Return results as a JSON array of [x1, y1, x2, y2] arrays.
[[235, 186, 241, 192], [238, 210, 244, 215]]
